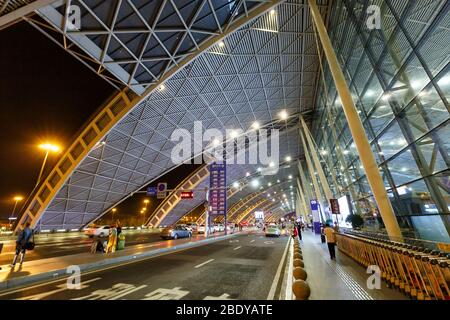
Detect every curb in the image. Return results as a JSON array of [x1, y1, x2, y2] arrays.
[[0, 232, 240, 292]]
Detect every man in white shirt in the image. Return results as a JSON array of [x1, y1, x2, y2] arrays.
[[323, 223, 337, 260]]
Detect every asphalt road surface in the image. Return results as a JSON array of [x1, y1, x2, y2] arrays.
[[0, 232, 290, 300]]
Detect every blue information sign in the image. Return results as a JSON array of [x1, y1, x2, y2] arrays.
[[147, 187, 157, 196], [209, 162, 227, 216]]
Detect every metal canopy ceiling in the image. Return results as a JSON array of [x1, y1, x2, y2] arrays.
[[16, 0, 329, 231]]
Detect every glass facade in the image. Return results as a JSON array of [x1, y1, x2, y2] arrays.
[[311, 0, 450, 242]]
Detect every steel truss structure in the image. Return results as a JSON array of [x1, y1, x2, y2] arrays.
[[14, 0, 329, 232]]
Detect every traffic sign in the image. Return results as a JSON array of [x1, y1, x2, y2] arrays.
[[330, 198, 340, 214], [147, 187, 157, 196], [180, 191, 194, 199], [157, 182, 167, 199]]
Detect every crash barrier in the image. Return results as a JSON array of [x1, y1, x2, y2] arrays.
[[292, 235, 310, 300], [336, 233, 450, 300]]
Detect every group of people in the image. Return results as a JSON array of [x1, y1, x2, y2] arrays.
[[10, 222, 34, 268], [292, 218, 338, 261], [92, 221, 123, 254]]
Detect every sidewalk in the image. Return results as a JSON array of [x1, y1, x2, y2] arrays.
[[0, 232, 240, 292], [300, 231, 407, 300]]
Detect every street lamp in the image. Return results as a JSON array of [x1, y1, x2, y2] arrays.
[[10, 196, 24, 223], [111, 208, 117, 223], [37, 143, 61, 187]]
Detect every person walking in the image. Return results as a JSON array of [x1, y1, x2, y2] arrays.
[[296, 221, 303, 240], [11, 222, 34, 267], [323, 223, 337, 260], [106, 225, 118, 253]]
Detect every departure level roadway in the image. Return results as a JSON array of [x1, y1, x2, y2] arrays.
[[0, 232, 289, 300], [0, 230, 165, 265]]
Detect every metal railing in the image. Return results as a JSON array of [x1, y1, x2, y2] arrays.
[[336, 232, 450, 300]]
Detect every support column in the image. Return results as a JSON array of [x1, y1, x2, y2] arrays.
[[308, 0, 402, 240], [301, 116, 334, 210], [300, 127, 327, 222], [297, 177, 310, 221]]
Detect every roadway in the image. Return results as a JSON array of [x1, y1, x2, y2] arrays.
[[0, 232, 290, 300], [0, 230, 166, 265]]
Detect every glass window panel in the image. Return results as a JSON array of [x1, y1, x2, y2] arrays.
[[389, 55, 430, 109], [434, 171, 450, 211], [388, 148, 422, 186], [362, 74, 384, 112], [436, 68, 450, 105], [398, 179, 436, 215], [368, 103, 395, 137], [377, 121, 408, 159], [416, 123, 450, 174], [403, 0, 444, 46]]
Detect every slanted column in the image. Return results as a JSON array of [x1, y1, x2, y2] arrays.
[[308, 0, 402, 240]]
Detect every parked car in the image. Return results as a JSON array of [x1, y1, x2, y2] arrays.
[[186, 223, 198, 232], [265, 224, 281, 237], [213, 224, 225, 232], [160, 225, 192, 240], [84, 225, 110, 238], [197, 224, 214, 234]]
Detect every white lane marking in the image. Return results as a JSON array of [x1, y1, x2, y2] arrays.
[[264, 241, 274, 244], [229, 240, 239, 243], [233, 246, 242, 251], [15, 277, 102, 300], [267, 237, 291, 300], [109, 285, 147, 300], [250, 240, 255, 243], [194, 259, 215, 269]]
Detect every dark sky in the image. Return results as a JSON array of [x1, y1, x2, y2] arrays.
[[0, 20, 201, 225], [0, 21, 115, 219]]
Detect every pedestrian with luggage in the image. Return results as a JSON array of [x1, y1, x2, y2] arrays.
[[323, 223, 337, 260], [10, 222, 34, 267], [106, 225, 118, 253]]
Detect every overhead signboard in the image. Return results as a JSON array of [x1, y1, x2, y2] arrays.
[[330, 198, 340, 214], [209, 162, 227, 216], [180, 191, 194, 199], [157, 182, 168, 199]]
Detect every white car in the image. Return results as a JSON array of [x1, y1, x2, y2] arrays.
[[265, 224, 281, 237], [84, 225, 110, 238], [213, 224, 225, 232], [197, 225, 214, 234]]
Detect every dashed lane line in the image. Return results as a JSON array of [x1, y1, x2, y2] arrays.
[[194, 259, 215, 269], [233, 246, 242, 251]]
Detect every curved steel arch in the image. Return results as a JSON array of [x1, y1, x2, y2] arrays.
[[15, 0, 328, 232], [15, 0, 283, 232], [146, 165, 208, 227]]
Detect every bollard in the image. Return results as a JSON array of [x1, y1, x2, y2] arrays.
[[293, 258, 304, 268], [292, 280, 310, 300], [293, 267, 307, 280], [294, 252, 303, 260]]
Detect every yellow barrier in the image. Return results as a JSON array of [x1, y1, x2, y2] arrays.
[[336, 233, 450, 300]]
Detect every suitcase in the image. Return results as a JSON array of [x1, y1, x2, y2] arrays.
[[321, 234, 326, 243], [117, 240, 125, 250]]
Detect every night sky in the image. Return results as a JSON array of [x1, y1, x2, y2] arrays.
[[0, 21, 116, 220], [0, 20, 202, 225]]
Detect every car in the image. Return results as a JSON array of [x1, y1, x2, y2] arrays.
[[160, 225, 192, 240], [213, 224, 225, 232], [84, 225, 110, 238], [265, 224, 281, 237], [185, 223, 198, 232], [197, 224, 214, 234]]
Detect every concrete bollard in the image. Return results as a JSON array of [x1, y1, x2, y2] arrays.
[[294, 252, 303, 260], [293, 258, 304, 268], [293, 267, 307, 280], [292, 279, 310, 300]]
